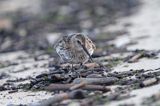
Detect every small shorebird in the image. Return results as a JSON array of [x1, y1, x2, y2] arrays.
[[54, 33, 96, 67]]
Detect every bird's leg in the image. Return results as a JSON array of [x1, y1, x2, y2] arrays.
[[68, 62, 74, 76], [71, 63, 74, 71], [75, 63, 83, 77], [68, 63, 82, 78], [79, 63, 84, 69]]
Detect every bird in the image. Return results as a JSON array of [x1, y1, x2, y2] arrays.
[[54, 33, 96, 66]]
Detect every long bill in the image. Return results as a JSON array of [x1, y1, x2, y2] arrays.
[[77, 40, 94, 62]]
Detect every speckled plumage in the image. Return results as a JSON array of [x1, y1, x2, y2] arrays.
[[54, 33, 96, 64]]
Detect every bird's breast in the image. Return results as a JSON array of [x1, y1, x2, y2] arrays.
[[56, 46, 72, 61]]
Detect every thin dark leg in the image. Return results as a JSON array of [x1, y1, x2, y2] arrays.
[[68, 63, 74, 76], [79, 62, 88, 69], [71, 63, 74, 71], [79, 63, 83, 69], [74, 63, 83, 77]]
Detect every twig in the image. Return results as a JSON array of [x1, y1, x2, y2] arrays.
[[140, 78, 158, 87], [45, 83, 110, 91], [60, 63, 99, 69], [128, 52, 144, 63], [32, 90, 85, 106], [70, 82, 86, 90], [72, 77, 118, 85]]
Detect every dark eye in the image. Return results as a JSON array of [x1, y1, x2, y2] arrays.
[[77, 40, 81, 45], [89, 40, 92, 43]]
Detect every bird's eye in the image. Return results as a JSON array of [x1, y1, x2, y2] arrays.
[[77, 40, 81, 44]]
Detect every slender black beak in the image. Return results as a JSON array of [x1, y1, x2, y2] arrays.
[[77, 40, 94, 62]]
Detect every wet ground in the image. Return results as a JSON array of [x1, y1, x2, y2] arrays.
[[0, 0, 160, 106]]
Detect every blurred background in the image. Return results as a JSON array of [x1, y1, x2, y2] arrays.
[[0, 0, 140, 53], [1, 1, 160, 106]]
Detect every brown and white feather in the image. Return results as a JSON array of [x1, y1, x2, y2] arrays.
[[54, 33, 96, 64]]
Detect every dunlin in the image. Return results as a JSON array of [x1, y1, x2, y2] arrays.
[[54, 33, 96, 65]]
